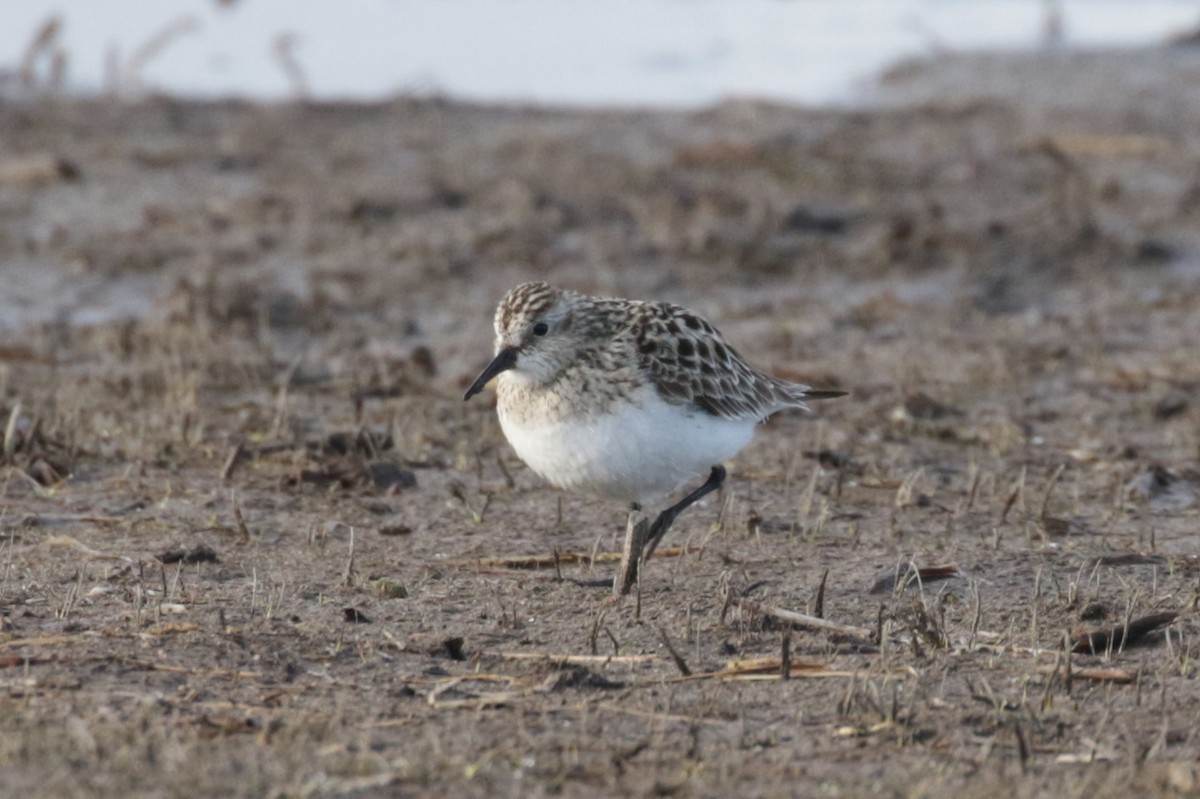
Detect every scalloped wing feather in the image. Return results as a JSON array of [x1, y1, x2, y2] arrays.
[[631, 301, 811, 422]]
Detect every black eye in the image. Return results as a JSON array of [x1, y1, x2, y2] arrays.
[[532, 322, 549, 336]]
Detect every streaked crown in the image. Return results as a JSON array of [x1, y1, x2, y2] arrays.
[[494, 281, 563, 343]]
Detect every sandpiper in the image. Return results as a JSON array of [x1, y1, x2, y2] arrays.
[[465, 281, 845, 556]]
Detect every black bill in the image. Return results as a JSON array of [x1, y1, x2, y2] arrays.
[[463, 347, 518, 400]]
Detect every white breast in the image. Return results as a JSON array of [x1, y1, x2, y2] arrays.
[[498, 382, 755, 506]]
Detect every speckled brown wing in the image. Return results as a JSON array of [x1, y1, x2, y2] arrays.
[[630, 301, 809, 421]]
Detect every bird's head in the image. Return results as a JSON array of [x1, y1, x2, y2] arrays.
[[463, 282, 582, 399]]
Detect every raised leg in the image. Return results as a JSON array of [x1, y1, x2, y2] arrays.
[[642, 465, 726, 561]]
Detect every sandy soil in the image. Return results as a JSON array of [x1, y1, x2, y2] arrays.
[[2, 45, 1200, 798]]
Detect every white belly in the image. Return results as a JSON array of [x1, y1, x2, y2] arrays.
[[498, 385, 755, 506]]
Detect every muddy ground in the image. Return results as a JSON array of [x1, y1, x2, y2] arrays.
[[2, 46, 1200, 798]]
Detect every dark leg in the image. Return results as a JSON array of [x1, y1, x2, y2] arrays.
[[642, 465, 726, 561]]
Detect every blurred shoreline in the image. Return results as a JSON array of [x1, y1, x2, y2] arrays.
[[2, 37, 1199, 337], [4, 1, 1199, 107]]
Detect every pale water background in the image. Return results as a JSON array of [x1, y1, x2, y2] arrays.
[[3, 0, 1199, 331], [4, 0, 1199, 106]]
